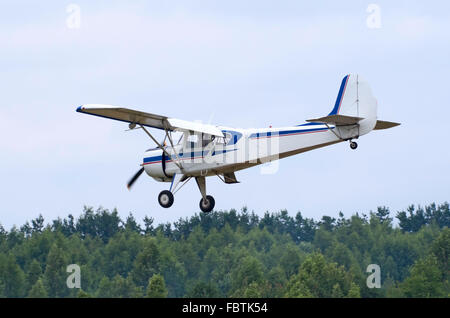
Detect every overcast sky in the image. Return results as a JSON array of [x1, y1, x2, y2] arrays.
[[1, 0, 449, 229]]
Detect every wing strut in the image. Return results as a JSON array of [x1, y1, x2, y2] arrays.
[[163, 125, 183, 169], [139, 124, 184, 171]]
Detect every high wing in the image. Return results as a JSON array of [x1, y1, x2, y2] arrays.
[[76, 104, 224, 137]]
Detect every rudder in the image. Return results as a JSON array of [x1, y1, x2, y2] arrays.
[[329, 74, 377, 136]]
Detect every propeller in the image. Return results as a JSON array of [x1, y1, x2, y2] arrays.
[[127, 167, 145, 190]]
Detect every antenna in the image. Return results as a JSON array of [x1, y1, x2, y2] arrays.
[[357, 75, 360, 137]]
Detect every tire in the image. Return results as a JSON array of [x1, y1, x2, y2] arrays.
[[158, 190, 174, 208], [350, 141, 358, 150], [199, 195, 215, 213]]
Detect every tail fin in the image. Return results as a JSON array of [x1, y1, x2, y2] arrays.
[[308, 74, 377, 137], [328, 75, 350, 116], [329, 74, 377, 120]]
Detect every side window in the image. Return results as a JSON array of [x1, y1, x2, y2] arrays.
[[185, 132, 215, 149], [216, 133, 231, 145], [224, 131, 242, 146], [202, 134, 215, 147], [187, 134, 198, 143], [187, 133, 199, 150], [224, 133, 232, 144]]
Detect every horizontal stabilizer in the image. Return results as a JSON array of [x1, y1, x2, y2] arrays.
[[306, 114, 364, 126], [374, 120, 401, 130]]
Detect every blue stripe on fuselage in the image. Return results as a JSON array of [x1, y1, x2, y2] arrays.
[[143, 149, 237, 164], [249, 126, 329, 139]]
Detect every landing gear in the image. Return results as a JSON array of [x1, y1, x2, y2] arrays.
[[195, 176, 215, 213], [158, 190, 174, 208], [199, 195, 215, 213], [157, 175, 216, 212], [350, 141, 358, 150]]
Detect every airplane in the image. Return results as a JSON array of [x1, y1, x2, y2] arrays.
[[76, 74, 399, 213]]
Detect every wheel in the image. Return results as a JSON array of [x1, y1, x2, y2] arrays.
[[199, 195, 215, 213], [158, 190, 174, 208], [350, 141, 358, 150]]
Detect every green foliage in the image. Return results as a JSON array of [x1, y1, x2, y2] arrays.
[[231, 255, 266, 297], [243, 282, 264, 298], [397, 203, 450, 232], [26, 259, 42, 291], [131, 239, 160, 287], [109, 275, 143, 298], [76, 207, 122, 242], [43, 244, 69, 297], [431, 228, 449, 279], [285, 253, 353, 298], [146, 274, 168, 298], [347, 282, 361, 298], [0, 202, 448, 298], [28, 279, 48, 298], [400, 255, 446, 297], [186, 282, 221, 298], [1, 254, 26, 297], [77, 289, 92, 298], [96, 276, 112, 297]]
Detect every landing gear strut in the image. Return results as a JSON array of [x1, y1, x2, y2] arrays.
[[196, 176, 215, 213], [350, 141, 358, 150]]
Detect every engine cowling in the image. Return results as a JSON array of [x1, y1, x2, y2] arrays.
[[142, 149, 172, 182]]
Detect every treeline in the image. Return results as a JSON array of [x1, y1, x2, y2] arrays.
[[0, 202, 448, 298]]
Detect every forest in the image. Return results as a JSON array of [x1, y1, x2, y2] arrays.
[[0, 202, 448, 298]]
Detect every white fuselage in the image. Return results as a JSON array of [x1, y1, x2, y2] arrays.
[[142, 121, 370, 182]]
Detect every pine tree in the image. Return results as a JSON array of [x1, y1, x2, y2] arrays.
[[110, 275, 143, 298], [43, 244, 69, 297], [431, 228, 449, 280], [231, 256, 264, 291], [124, 213, 142, 233], [96, 276, 112, 298], [186, 282, 220, 298], [243, 282, 262, 298], [331, 283, 344, 298], [401, 255, 445, 297], [26, 260, 42, 291], [146, 274, 168, 298], [77, 289, 91, 298], [131, 239, 160, 287], [346, 282, 361, 298], [284, 253, 354, 298], [28, 279, 48, 298], [3, 255, 26, 297]]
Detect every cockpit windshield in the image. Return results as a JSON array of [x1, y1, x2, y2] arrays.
[[185, 132, 216, 150]]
